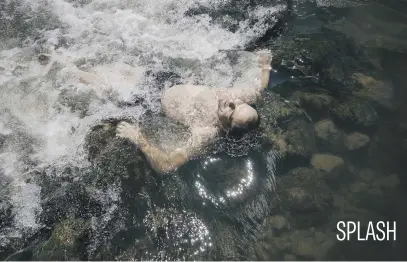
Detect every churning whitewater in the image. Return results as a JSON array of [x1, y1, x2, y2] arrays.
[[0, 0, 286, 255]]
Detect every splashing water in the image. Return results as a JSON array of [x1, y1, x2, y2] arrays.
[[0, 0, 286, 255]]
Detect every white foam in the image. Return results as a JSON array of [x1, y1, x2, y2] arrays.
[[0, 0, 285, 249]]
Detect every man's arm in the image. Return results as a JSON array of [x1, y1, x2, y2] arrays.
[[224, 52, 272, 104], [116, 122, 217, 174]]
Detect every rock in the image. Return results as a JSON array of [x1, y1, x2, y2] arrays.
[[268, 215, 289, 231], [311, 153, 345, 173], [314, 231, 325, 243], [282, 119, 316, 157], [257, 92, 303, 125], [345, 132, 370, 151], [377, 174, 400, 189], [314, 119, 345, 152], [84, 121, 154, 181], [358, 168, 375, 182], [345, 178, 401, 216], [257, 92, 316, 158], [349, 182, 369, 193], [331, 97, 378, 127], [274, 237, 291, 251], [34, 217, 89, 260], [291, 237, 315, 259], [288, 229, 335, 260], [284, 254, 297, 261], [254, 242, 271, 260], [277, 167, 333, 227], [352, 73, 394, 110], [310, 154, 347, 187], [296, 92, 335, 111]]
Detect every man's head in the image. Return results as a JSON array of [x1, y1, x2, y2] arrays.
[[217, 98, 259, 136]]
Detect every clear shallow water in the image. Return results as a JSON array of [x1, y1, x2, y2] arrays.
[[1, 0, 407, 260]]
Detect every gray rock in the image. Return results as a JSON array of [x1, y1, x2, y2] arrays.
[[345, 132, 370, 151]]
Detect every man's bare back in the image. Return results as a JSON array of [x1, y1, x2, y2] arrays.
[[117, 52, 273, 174]]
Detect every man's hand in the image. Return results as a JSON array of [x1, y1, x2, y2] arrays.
[[258, 52, 273, 69], [116, 121, 146, 146]]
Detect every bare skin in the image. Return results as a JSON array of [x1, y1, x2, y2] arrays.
[[38, 51, 144, 99], [116, 52, 273, 174], [38, 51, 272, 173]]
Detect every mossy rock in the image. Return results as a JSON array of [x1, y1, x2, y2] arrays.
[[295, 91, 336, 111], [84, 121, 154, 181], [34, 217, 89, 260], [257, 92, 303, 125], [257, 92, 316, 158], [352, 73, 395, 111], [331, 96, 379, 127], [314, 119, 345, 153], [345, 132, 370, 151], [282, 119, 316, 157], [272, 31, 374, 91], [277, 167, 333, 227]]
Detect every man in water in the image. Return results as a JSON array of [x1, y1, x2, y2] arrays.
[[116, 52, 272, 174]]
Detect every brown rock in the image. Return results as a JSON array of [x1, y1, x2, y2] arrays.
[[311, 153, 345, 173], [345, 132, 370, 150]]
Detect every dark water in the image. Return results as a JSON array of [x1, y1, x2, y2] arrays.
[[2, 0, 407, 260]]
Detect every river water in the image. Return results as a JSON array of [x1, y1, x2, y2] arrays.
[[1, 0, 407, 260]]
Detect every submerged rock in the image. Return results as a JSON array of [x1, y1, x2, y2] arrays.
[[311, 153, 346, 187], [277, 167, 333, 228], [284, 254, 297, 261], [345, 132, 370, 151], [314, 119, 345, 152], [352, 73, 394, 110], [295, 92, 335, 111], [268, 214, 289, 231], [34, 217, 89, 260], [311, 153, 345, 173], [261, 118, 316, 159], [257, 92, 316, 158], [331, 96, 379, 127], [84, 121, 155, 182], [290, 229, 336, 260]]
